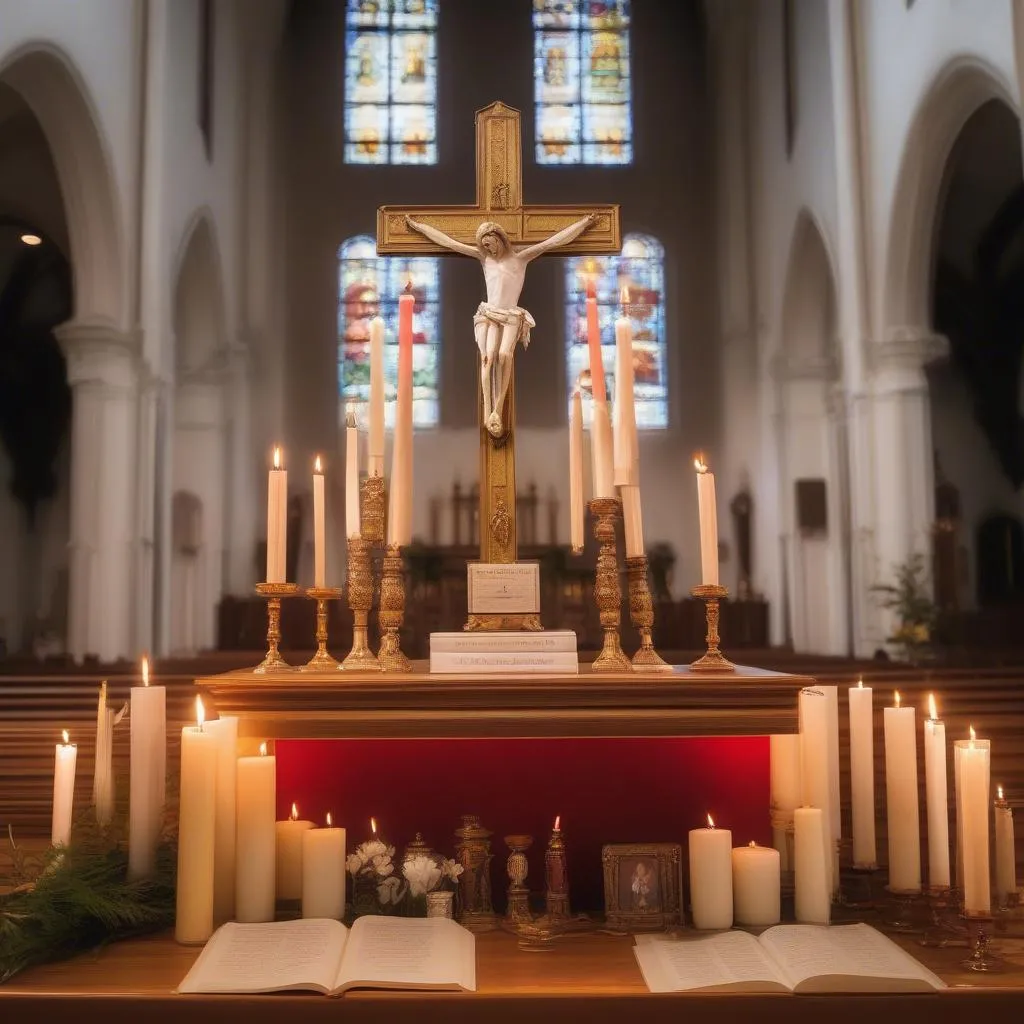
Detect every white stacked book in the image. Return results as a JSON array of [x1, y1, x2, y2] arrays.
[[429, 630, 578, 674]]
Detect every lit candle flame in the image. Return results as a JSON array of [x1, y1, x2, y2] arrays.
[[620, 284, 630, 307], [314, 454, 322, 474], [928, 693, 937, 721], [707, 814, 715, 829], [694, 454, 708, 474], [273, 446, 281, 470], [554, 815, 561, 831], [749, 840, 756, 848], [62, 729, 69, 745], [371, 817, 377, 835], [290, 802, 299, 821], [998, 785, 1004, 802], [857, 677, 863, 689], [894, 690, 901, 708], [327, 812, 333, 827], [969, 724, 976, 746], [259, 741, 268, 757], [195, 696, 205, 730], [141, 656, 150, 687]]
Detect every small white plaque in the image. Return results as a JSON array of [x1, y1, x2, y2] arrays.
[[467, 562, 540, 614]]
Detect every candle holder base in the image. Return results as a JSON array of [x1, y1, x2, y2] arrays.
[[504, 834, 533, 928], [625, 556, 671, 672], [919, 886, 963, 948], [302, 587, 343, 671], [360, 475, 386, 546], [588, 497, 631, 674], [837, 865, 884, 914], [254, 582, 300, 673], [342, 536, 381, 672], [378, 544, 411, 673], [689, 584, 735, 671], [882, 885, 923, 934], [961, 914, 1002, 972]]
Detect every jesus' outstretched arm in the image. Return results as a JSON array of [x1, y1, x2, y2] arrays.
[[516, 212, 600, 262], [404, 215, 479, 258]]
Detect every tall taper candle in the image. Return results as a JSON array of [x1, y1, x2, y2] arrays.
[[387, 285, 414, 546], [92, 681, 114, 827], [368, 316, 386, 477], [585, 278, 606, 403], [994, 786, 1016, 907], [569, 389, 584, 552], [302, 813, 347, 920], [590, 399, 615, 498], [848, 679, 876, 868], [613, 290, 638, 487], [128, 656, 166, 879], [204, 715, 238, 925], [51, 729, 77, 846], [794, 806, 830, 924], [694, 455, 719, 585], [923, 694, 950, 890], [621, 484, 645, 558], [799, 687, 833, 891], [955, 729, 990, 915], [884, 692, 922, 892], [266, 446, 287, 582], [313, 455, 326, 588], [345, 411, 361, 539], [176, 697, 217, 944], [689, 815, 733, 929], [236, 742, 276, 922]]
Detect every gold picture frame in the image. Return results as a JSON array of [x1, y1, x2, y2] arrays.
[[602, 843, 683, 932]]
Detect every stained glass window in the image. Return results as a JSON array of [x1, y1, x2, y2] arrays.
[[565, 234, 666, 429], [534, 0, 632, 165], [338, 235, 439, 428], [344, 0, 437, 165]]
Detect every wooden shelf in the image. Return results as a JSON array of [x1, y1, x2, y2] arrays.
[[198, 663, 811, 740]]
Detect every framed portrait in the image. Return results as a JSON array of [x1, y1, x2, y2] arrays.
[[602, 843, 682, 932]]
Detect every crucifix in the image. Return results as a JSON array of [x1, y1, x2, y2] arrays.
[[377, 101, 620, 574]]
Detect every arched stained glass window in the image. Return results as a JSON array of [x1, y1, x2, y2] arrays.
[[565, 234, 667, 428], [533, 0, 632, 165], [344, 0, 437, 165], [338, 235, 439, 428]]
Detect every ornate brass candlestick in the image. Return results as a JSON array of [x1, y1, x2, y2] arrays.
[[544, 819, 570, 920], [253, 581, 300, 673], [689, 583, 735, 671], [377, 544, 411, 673], [342, 536, 380, 671], [588, 496, 631, 673], [455, 814, 497, 933], [504, 834, 533, 926], [302, 586, 343, 670], [625, 555, 670, 671], [360, 474, 386, 545]]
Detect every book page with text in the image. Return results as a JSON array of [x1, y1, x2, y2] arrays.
[[334, 916, 476, 992], [633, 931, 790, 993], [759, 924, 946, 993], [178, 919, 348, 994]]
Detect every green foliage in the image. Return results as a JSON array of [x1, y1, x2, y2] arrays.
[[0, 821, 175, 984], [871, 552, 938, 661]]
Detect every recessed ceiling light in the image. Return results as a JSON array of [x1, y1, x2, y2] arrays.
[[20, 233, 42, 246]]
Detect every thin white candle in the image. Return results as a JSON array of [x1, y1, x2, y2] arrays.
[[92, 681, 114, 827], [128, 656, 166, 879], [923, 694, 950, 890], [387, 288, 414, 546], [794, 806, 830, 924], [345, 411, 361, 539], [848, 679, 876, 868], [368, 316, 386, 477], [569, 389, 584, 552], [266, 446, 287, 582], [732, 842, 781, 926], [956, 728, 990, 915], [276, 802, 315, 901], [621, 484, 644, 558], [204, 716, 238, 925], [613, 289, 638, 487], [51, 729, 77, 846], [302, 812, 347, 920], [883, 692, 922, 893], [236, 742, 276, 922], [176, 697, 217, 944], [799, 687, 833, 892], [994, 786, 1016, 908], [688, 815, 733, 929], [694, 455, 719, 585], [312, 455, 326, 588], [590, 398, 614, 498]]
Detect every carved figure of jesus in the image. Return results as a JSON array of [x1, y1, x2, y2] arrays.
[[404, 212, 598, 438]]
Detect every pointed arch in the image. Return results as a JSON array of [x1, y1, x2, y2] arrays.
[[780, 210, 837, 367], [172, 211, 228, 375]]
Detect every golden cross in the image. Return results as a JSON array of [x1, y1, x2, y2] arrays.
[[377, 101, 620, 255]]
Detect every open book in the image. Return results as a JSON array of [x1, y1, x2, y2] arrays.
[[634, 923, 946, 994], [178, 916, 476, 996]]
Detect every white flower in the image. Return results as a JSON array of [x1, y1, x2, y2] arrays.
[[359, 839, 387, 861], [403, 854, 443, 897], [371, 853, 394, 877], [346, 852, 363, 876], [441, 858, 464, 883], [377, 875, 405, 905]]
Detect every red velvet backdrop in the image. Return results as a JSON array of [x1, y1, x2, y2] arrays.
[[278, 737, 770, 911]]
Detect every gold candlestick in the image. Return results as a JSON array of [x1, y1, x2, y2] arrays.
[[625, 555, 670, 672], [689, 583, 735, 671], [253, 581, 300, 673], [377, 544, 411, 673], [342, 536, 380, 671], [588, 496, 631, 673], [360, 474, 386, 545], [544, 820, 570, 920], [302, 586, 343, 671]]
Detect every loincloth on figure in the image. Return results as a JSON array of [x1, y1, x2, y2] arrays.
[[473, 302, 537, 349]]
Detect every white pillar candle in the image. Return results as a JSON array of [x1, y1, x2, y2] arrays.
[[613, 295, 638, 487], [312, 455, 326, 588], [799, 687, 833, 891], [769, 734, 801, 871], [994, 787, 1017, 908], [302, 813, 347, 920], [569, 389, 584, 552], [688, 815, 733, 929], [387, 290, 414, 546], [51, 729, 77, 846], [955, 730, 991, 916], [92, 681, 114, 827], [923, 694, 950, 890], [204, 716, 238, 926], [176, 697, 217, 945], [345, 411, 361, 539], [621, 484, 645, 558], [276, 802, 315, 900], [883, 692, 922, 893], [266, 446, 287, 582], [590, 399, 615, 498], [368, 316, 386, 477], [236, 742, 277, 922], [732, 842, 781, 926], [694, 456, 719, 585], [128, 656, 166, 879], [825, 685, 841, 892], [794, 806, 830, 924], [848, 679, 876, 868]]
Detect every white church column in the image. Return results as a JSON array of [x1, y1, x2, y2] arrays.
[[57, 322, 140, 663], [224, 341, 258, 594]]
